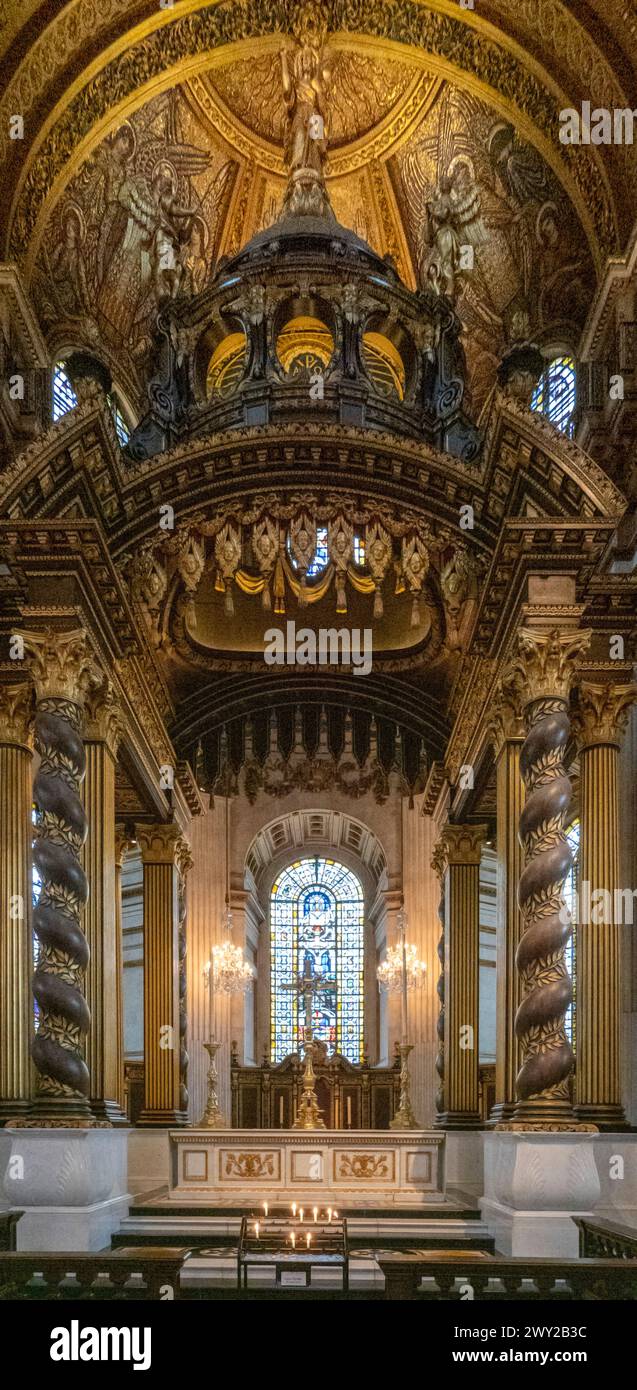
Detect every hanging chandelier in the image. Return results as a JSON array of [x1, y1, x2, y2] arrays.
[[377, 942, 427, 993], [209, 906, 255, 995]]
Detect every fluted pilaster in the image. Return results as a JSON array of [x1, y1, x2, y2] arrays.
[[82, 678, 127, 1125], [431, 840, 446, 1117], [573, 681, 636, 1129], [0, 683, 34, 1120], [137, 824, 191, 1126], [437, 824, 487, 1129], [502, 625, 594, 1131], [115, 827, 135, 1115]]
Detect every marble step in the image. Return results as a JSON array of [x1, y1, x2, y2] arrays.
[[114, 1212, 493, 1246]]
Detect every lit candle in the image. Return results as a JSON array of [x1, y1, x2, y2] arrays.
[[290, 1231, 296, 1250], [299, 1207, 304, 1223], [346, 1096, 352, 1127], [292, 1202, 297, 1217], [254, 1222, 260, 1239], [333, 1210, 339, 1218], [279, 1095, 284, 1126], [313, 1206, 318, 1223], [263, 1201, 268, 1217], [306, 1233, 311, 1249], [327, 1207, 332, 1223]]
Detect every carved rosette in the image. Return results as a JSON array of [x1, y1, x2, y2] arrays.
[[21, 629, 96, 1119], [507, 627, 592, 1129], [431, 840, 446, 1115]]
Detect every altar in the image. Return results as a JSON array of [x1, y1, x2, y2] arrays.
[[169, 1129, 446, 1206]]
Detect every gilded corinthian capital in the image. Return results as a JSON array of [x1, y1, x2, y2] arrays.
[[574, 681, 637, 748], [18, 627, 94, 706], [137, 823, 191, 868], [84, 675, 125, 757], [489, 664, 526, 757], [0, 682, 34, 746], [441, 823, 488, 866], [513, 627, 591, 706]]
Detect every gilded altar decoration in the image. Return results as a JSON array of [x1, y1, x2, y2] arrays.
[[225, 1151, 277, 1179], [338, 1152, 389, 1179]]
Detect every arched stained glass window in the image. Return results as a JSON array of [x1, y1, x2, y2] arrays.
[[270, 856, 364, 1063], [52, 362, 78, 420], [531, 354, 576, 437]]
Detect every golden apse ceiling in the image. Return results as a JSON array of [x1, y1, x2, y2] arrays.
[[26, 34, 597, 419]]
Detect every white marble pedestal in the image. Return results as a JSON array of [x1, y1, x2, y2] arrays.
[[480, 1131, 601, 1257], [2, 1127, 131, 1251], [169, 1129, 445, 1206]]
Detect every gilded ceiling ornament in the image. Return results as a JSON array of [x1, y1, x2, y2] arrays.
[[401, 531, 430, 628], [289, 510, 317, 606], [252, 514, 280, 609], [214, 520, 242, 616], [327, 513, 354, 612], [365, 518, 392, 618]]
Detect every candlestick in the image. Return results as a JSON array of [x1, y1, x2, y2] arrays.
[[279, 1094, 284, 1127], [346, 1095, 352, 1127], [313, 1206, 318, 1222], [327, 1207, 332, 1223]]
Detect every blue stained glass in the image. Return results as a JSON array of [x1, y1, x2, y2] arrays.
[[270, 857, 364, 1062]]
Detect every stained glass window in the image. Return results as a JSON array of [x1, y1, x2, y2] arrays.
[[270, 856, 364, 1063], [52, 362, 78, 420], [531, 355, 576, 437]]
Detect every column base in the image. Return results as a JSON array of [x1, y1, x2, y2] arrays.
[[8, 1095, 105, 1128], [573, 1103, 630, 1131], [137, 1108, 189, 1128], [485, 1101, 516, 1127], [2, 1127, 130, 1251], [0, 1099, 32, 1125], [480, 1130, 600, 1257], [90, 1097, 130, 1128], [435, 1111, 482, 1130]]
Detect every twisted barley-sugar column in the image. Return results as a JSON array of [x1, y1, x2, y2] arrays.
[[19, 629, 96, 1125], [488, 672, 526, 1125], [437, 824, 487, 1129], [137, 824, 191, 1127], [506, 627, 594, 1130], [431, 840, 446, 1121], [0, 683, 34, 1120], [573, 681, 636, 1130]]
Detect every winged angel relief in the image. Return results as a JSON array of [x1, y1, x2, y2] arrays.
[[34, 96, 234, 371]]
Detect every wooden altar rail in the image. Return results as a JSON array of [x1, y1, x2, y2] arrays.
[[0, 1248, 192, 1300], [231, 1043, 401, 1129], [376, 1253, 637, 1300], [574, 1217, 637, 1260]]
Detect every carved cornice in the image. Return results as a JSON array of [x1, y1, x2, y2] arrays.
[[84, 675, 126, 757], [0, 680, 34, 747], [136, 823, 191, 868], [445, 656, 497, 786], [18, 627, 94, 707], [441, 822, 488, 867], [573, 681, 637, 749], [513, 627, 592, 706]]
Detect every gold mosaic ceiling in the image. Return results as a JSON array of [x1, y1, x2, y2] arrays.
[[27, 35, 596, 419]]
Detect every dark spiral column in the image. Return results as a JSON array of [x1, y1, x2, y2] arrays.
[[431, 841, 446, 1120], [509, 627, 592, 1130], [23, 629, 95, 1125]]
